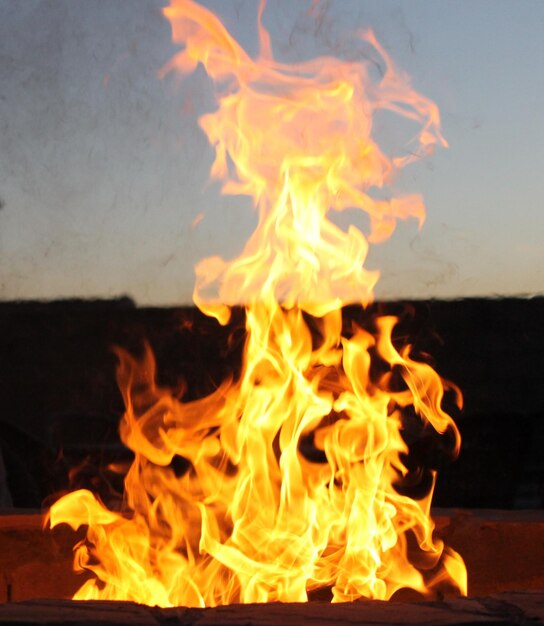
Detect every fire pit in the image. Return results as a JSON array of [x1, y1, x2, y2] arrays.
[[0, 299, 543, 622]]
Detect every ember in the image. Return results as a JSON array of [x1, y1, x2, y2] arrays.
[[48, 0, 466, 606]]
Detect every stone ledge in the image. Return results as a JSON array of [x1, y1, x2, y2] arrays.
[[0, 509, 543, 602]]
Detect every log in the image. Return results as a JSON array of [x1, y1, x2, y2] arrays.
[[0, 592, 542, 625]]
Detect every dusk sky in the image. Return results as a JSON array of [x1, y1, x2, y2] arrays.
[[1, 0, 543, 304]]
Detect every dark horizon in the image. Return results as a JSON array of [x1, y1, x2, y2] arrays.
[[0, 296, 542, 511]]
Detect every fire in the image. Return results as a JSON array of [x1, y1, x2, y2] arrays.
[[48, 0, 467, 606]]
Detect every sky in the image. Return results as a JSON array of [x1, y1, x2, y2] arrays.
[[0, 0, 543, 305]]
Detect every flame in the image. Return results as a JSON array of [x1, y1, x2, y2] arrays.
[[48, 0, 466, 606]]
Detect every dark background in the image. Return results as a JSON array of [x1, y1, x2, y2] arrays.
[[0, 297, 542, 510]]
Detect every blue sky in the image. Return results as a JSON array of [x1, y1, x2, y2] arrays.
[[0, 0, 543, 304]]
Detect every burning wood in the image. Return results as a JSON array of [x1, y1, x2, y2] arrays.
[[47, 0, 466, 606]]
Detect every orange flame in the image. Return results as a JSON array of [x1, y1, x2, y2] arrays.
[[48, 0, 466, 606]]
